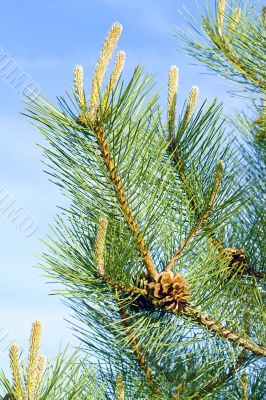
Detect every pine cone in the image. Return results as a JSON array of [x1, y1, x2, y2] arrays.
[[222, 247, 248, 277], [131, 271, 190, 313], [146, 271, 190, 312]]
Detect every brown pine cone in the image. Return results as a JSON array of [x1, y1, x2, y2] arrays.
[[131, 271, 190, 313], [146, 271, 190, 312], [222, 247, 248, 278]]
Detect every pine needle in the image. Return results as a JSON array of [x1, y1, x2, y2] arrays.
[[167, 160, 224, 271], [227, 8, 241, 36]]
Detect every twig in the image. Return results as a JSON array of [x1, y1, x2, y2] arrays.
[[100, 275, 147, 297], [212, 35, 266, 90], [116, 375, 125, 400], [93, 123, 158, 280], [240, 372, 249, 400], [119, 306, 154, 383], [190, 349, 248, 399], [166, 160, 224, 271], [182, 307, 266, 357], [102, 273, 266, 358]]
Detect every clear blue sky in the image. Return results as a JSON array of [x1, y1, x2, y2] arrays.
[[0, 0, 239, 372]]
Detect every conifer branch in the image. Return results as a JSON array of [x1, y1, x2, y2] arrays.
[[182, 307, 266, 357], [166, 160, 224, 271], [167, 81, 199, 215], [9, 344, 22, 400], [215, 39, 266, 90], [97, 274, 265, 357], [116, 375, 125, 400], [241, 373, 249, 400], [119, 306, 154, 384], [173, 384, 183, 399], [101, 275, 148, 296], [92, 123, 158, 280], [190, 349, 247, 399]]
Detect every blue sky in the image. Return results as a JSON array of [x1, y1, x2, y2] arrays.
[[0, 0, 240, 372]]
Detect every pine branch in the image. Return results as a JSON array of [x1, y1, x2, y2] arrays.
[[179, 1, 266, 92], [240, 372, 249, 400], [167, 89, 264, 279], [182, 307, 266, 357], [101, 275, 148, 297], [118, 306, 154, 384], [213, 36, 266, 90], [190, 350, 248, 399], [98, 263, 265, 357], [90, 121, 158, 280], [166, 160, 224, 271]]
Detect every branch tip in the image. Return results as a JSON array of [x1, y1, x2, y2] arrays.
[[168, 65, 179, 135], [217, 0, 227, 36], [74, 65, 86, 111], [178, 85, 199, 139], [103, 50, 126, 104], [89, 22, 123, 111]]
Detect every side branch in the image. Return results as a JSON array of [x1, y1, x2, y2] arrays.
[[93, 124, 158, 280], [182, 307, 266, 357], [116, 375, 125, 400], [100, 275, 147, 297], [119, 306, 154, 383], [99, 257, 265, 358], [166, 160, 224, 271], [190, 350, 247, 399], [216, 39, 266, 90]]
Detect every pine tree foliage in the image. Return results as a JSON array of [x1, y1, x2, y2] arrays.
[[176, 0, 266, 398], [23, 9, 266, 399], [178, 0, 266, 92], [0, 322, 105, 399]]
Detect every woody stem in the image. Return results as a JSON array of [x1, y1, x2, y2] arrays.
[[93, 123, 158, 280], [182, 307, 266, 357]]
